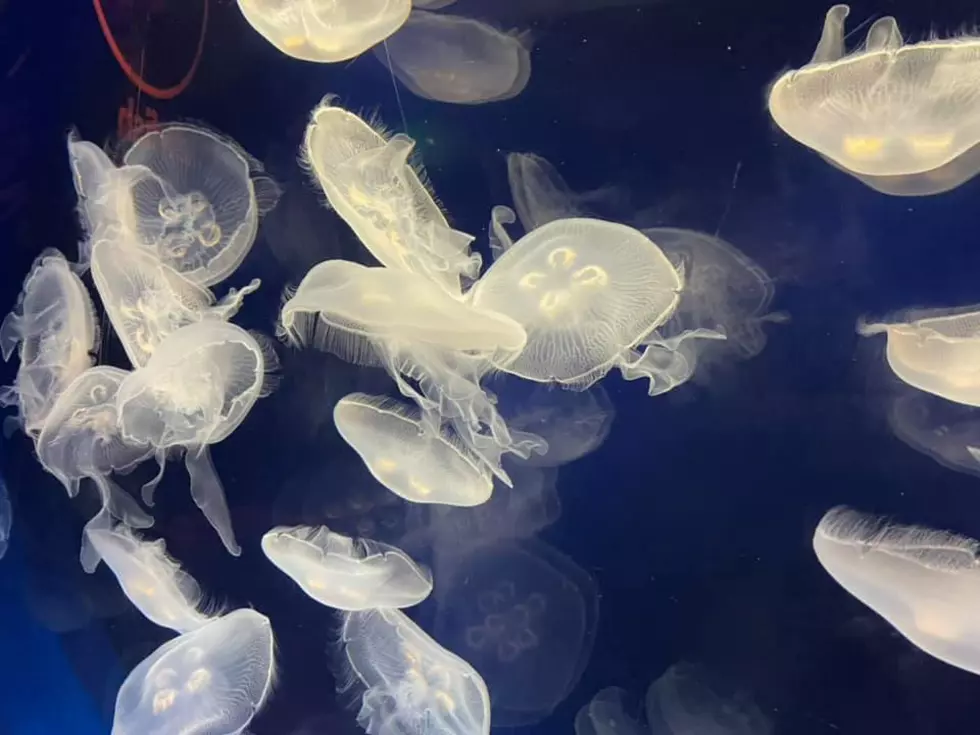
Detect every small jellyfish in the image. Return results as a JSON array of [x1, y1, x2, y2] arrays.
[[768, 5, 980, 196], [0, 470, 10, 560], [413, 0, 456, 7], [333, 392, 493, 507], [261, 524, 432, 610], [814, 506, 980, 676], [237, 0, 411, 63], [375, 11, 532, 105], [339, 607, 491, 735], [111, 608, 276, 735], [575, 688, 647, 735], [888, 389, 980, 480]]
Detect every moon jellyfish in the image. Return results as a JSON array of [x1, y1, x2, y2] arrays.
[[413, 0, 456, 7], [0, 249, 98, 436], [91, 236, 260, 368], [375, 11, 532, 105], [111, 608, 276, 735], [334, 393, 493, 507], [575, 688, 647, 735], [433, 539, 598, 727], [236, 0, 411, 63], [302, 99, 480, 295], [0, 471, 10, 560], [87, 522, 217, 633], [889, 390, 980, 479], [858, 305, 980, 407], [814, 506, 980, 676], [339, 607, 491, 735], [116, 321, 276, 557], [768, 5, 980, 196], [261, 524, 432, 610], [121, 123, 278, 286]]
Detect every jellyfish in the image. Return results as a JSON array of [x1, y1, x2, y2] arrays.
[[261, 524, 432, 610], [413, 0, 456, 8], [339, 607, 491, 735], [87, 522, 218, 633], [90, 236, 260, 368], [0, 471, 10, 560], [768, 5, 980, 196], [111, 608, 276, 735], [888, 389, 980, 480], [333, 392, 493, 506], [433, 539, 598, 727], [120, 122, 279, 286], [858, 305, 980, 407], [814, 506, 980, 676], [375, 11, 532, 105], [236, 0, 411, 63], [0, 249, 98, 436], [116, 320, 277, 557], [575, 688, 647, 735], [302, 99, 481, 296]]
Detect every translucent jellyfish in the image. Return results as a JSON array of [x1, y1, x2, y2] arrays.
[[814, 506, 980, 676], [116, 321, 276, 556], [768, 5, 980, 196], [261, 524, 432, 610], [0, 472, 10, 560], [87, 522, 217, 632], [302, 100, 481, 295], [375, 11, 532, 105], [413, 0, 456, 7], [645, 663, 772, 735], [90, 236, 260, 368], [433, 539, 599, 727], [888, 390, 980, 479], [339, 607, 491, 735], [121, 123, 279, 286], [111, 608, 276, 735], [236, 0, 411, 63], [333, 392, 493, 507], [575, 688, 647, 735], [0, 249, 98, 436], [858, 305, 980, 407]]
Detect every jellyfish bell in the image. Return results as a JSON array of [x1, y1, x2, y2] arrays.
[[575, 688, 647, 735], [888, 389, 980, 479]]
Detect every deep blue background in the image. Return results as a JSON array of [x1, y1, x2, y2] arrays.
[[6, 0, 980, 732]]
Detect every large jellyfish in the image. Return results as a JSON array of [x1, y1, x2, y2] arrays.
[[768, 5, 980, 196], [814, 506, 980, 676], [236, 0, 411, 63], [375, 11, 532, 105], [339, 607, 491, 735], [111, 608, 276, 735], [261, 524, 432, 610], [0, 249, 98, 436]]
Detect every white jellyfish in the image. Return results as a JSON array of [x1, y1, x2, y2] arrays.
[[375, 11, 532, 105], [768, 5, 980, 196], [888, 390, 980, 479], [339, 607, 491, 735], [814, 506, 980, 676], [575, 688, 647, 735], [0, 249, 98, 436], [261, 524, 432, 610], [236, 0, 411, 63], [111, 608, 276, 735]]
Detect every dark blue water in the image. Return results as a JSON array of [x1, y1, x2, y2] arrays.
[[5, 0, 980, 733]]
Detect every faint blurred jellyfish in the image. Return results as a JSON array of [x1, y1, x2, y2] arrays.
[[339, 607, 491, 735], [413, 0, 456, 7], [111, 608, 276, 735], [0, 470, 10, 560], [888, 389, 980, 479], [236, 0, 411, 63], [768, 5, 980, 196], [261, 524, 432, 610], [433, 539, 599, 727], [814, 506, 980, 676], [575, 688, 647, 735], [375, 11, 532, 104]]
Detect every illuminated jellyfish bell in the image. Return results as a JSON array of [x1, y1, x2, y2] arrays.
[[236, 0, 411, 63], [261, 524, 432, 610], [0, 249, 99, 437], [888, 389, 980, 479], [375, 11, 532, 105], [121, 123, 279, 286], [302, 99, 481, 295], [91, 237, 260, 369], [814, 506, 980, 676], [87, 522, 217, 633], [768, 5, 980, 196], [339, 607, 491, 735], [858, 305, 980, 407], [575, 688, 647, 735], [333, 392, 493, 507], [111, 608, 276, 735], [116, 320, 277, 557]]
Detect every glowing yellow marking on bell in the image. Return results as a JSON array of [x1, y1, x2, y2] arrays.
[[842, 136, 884, 160], [349, 186, 372, 207], [185, 668, 212, 693], [539, 290, 568, 315], [547, 247, 576, 269], [404, 646, 420, 666], [307, 577, 327, 590], [375, 458, 397, 473], [909, 133, 953, 157], [283, 36, 306, 49], [435, 690, 456, 712], [153, 688, 178, 714], [200, 224, 221, 248], [572, 265, 608, 287], [409, 477, 432, 496], [133, 582, 156, 597], [518, 271, 545, 289], [914, 601, 961, 641]]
